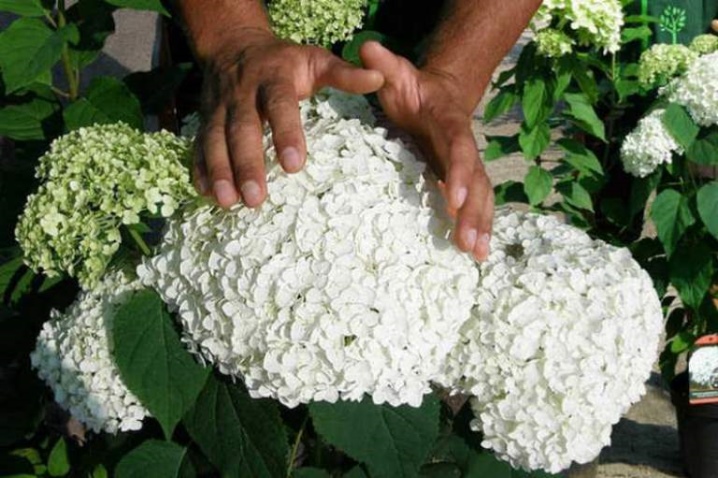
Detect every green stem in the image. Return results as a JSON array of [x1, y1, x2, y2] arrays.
[[286, 416, 309, 478], [128, 228, 152, 256], [640, 0, 650, 49], [57, 2, 79, 101]]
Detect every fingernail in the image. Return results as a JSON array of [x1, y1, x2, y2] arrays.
[[455, 187, 468, 209], [475, 233, 491, 261], [241, 180, 262, 207], [462, 228, 478, 250], [214, 180, 238, 207], [281, 147, 302, 172]]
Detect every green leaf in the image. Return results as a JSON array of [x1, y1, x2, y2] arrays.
[[104, 0, 169, 15], [466, 453, 512, 478], [557, 138, 603, 175], [518, 122, 551, 160], [556, 181, 594, 212], [294, 469, 332, 478], [48, 438, 70, 477], [562, 93, 606, 141], [494, 181, 529, 206], [115, 441, 186, 478], [0, 0, 45, 16], [183, 375, 289, 478], [112, 290, 209, 439], [669, 243, 714, 310], [419, 463, 461, 478], [0, 90, 60, 141], [697, 182, 718, 240], [622, 26, 653, 44], [521, 77, 550, 128], [344, 466, 369, 478], [662, 104, 699, 151], [0, 254, 24, 300], [671, 331, 695, 354], [601, 198, 631, 226], [686, 128, 718, 166], [571, 63, 599, 104], [342, 30, 388, 66], [0, 19, 72, 93], [523, 166, 553, 206], [484, 135, 520, 161], [650, 189, 695, 257], [310, 395, 440, 478], [629, 170, 662, 217], [483, 88, 518, 123], [66, 0, 116, 70], [63, 76, 143, 131]]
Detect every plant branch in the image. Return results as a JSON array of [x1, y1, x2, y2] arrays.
[[286, 415, 309, 477], [57, 2, 79, 101], [128, 228, 152, 256]]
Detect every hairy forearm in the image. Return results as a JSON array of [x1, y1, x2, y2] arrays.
[[423, 0, 542, 107], [175, 0, 271, 62]]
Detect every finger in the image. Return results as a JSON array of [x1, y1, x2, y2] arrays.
[[203, 106, 239, 208], [259, 81, 306, 173], [455, 165, 494, 261], [192, 139, 210, 196], [226, 95, 267, 208], [359, 40, 410, 86], [316, 52, 384, 94], [444, 132, 477, 211]]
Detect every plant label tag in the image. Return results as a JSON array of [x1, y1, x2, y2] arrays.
[[689, 335, 718, 405]]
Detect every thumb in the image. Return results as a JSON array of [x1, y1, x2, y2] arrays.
[[359, 41, 414, 86]]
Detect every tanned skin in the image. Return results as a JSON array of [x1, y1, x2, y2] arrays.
[[178, 0, 542, 261]]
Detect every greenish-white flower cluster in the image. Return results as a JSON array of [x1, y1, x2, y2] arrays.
[[16, 123, 195, 288], [535, 28, 574, 58], [689, 34, 718, 55], [269, 0, 367, 46], [533, 0, 624, 54], [637, 44, 698, 89], [620, 109, 682, 178]]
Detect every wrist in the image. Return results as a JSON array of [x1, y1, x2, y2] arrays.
[[419, 66, 486, 116]]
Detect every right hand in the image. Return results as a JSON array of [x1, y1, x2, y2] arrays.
[[194, 28, 384, 208]]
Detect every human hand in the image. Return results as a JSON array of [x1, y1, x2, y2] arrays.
[[195, 28, 384, 208], [359, 41, 494, 261]]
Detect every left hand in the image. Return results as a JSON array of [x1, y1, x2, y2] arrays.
[[360, 41, 494, 261]]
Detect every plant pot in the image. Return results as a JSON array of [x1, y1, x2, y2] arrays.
[[671, 372, 718, 477]]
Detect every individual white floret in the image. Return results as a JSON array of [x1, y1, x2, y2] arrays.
[[138, 89, 479, 408], [30, 270, 149, 434], [435, 209, 663, 473], [620, 109, 682, 178]]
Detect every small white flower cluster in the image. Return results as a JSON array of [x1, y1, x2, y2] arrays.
[[16, 123, 195, 288], [620, 109, 682, 178], [665, 51, 718, 127], [268, 0, 367, 46], [534, 0, 624, 54], [139, 89, 479, 408], [435, 210, 663, 473], [535, 28, 574, 58], [30, 270, 150, 434], [690, 347, 718, 387], [690, 34, 718, 56], [637, 44, 698, 89]]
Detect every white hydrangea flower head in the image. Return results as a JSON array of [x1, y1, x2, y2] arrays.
[[534, 0, 624, 54], [690, 347, 718, 387], [620, 109, 682, 178], [434, 209, 663, 473], [689, 34, 718, 55], [665, 51, 718, 127], [138, 89, 479, 408], [30, 270, 149, 434], [637, 44, 698, 89], [269, 0, 367, 46], [535, 28, 574, 58], [15, 123, 195, 288]]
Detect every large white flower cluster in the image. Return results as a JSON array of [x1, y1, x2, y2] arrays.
[[435, 210, 663, 473], [138, 89, 479, 408], [30, 270, 149, 434], [690, 347, 718, 387], [665, 51, 718, 127], [16, 123, 195, 288], [620, 109, 682, 178], [268, 0, 367, 46], [534, 0, 624, 54]]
